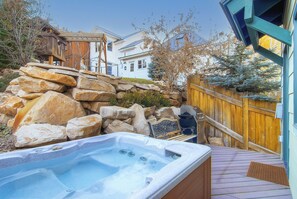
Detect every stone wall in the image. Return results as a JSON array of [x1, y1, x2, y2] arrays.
[[0, 63, 183, 148]]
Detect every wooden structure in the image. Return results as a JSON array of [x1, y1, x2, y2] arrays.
[[187, 75, 281, 154], [148, 118, 197, 142], [211, 145, 292, 199], [163, 157, 211, 199], [37, 20, 66, 65], [60, 31, 107, 71]]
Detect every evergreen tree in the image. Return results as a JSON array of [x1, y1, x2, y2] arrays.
[[204, 41, 281, 101], [148, 61, 164, 81]]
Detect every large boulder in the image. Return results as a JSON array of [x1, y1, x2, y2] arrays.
[[19, 91, 85, 126], [0, 96, 24, 116], [169, 91, 181, 101], [100, 106, 135, 120], [79, 70, 98, 77], [155, 107, 177, 120], [20, 66, 76, 86], [144, 106, 156, 118], [48, 69, 80, 77], [116, 84, 134, 91], [169, 99, 181, 107], [26, 62, 78, 72], [81, 101, 110, 113], [116, 92, 125, 99], [130, 104, 150, 136], [171, 106, 181, 118], [0, 114, 13, 125], [134, 83, 161, 92], [71, 88, 116, 102], [17, 90, 43, 100], [97, 74, 119, 86], [66, 114, 102, 140], [104, 120, 135, 134], [9, 78, 19, 85], [14, 124, 67, 148], [5, 85, 20, 95], [18, 76, 65, 93], [77, 76, 116, 93], [0, 92, 11, 103]]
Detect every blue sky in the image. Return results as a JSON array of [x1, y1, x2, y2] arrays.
[[44, 0, 231, 39]]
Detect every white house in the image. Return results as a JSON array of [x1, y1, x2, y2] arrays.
[[89, 28, 151, 79], [116, 31, 151, 79]]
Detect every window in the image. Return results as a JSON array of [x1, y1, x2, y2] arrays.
[[107, 41, 112, 51], [130, 62, 134, 72], [124, 66, 127, 70], [138, 60, 142, 69], [137, 60, 147, 69]]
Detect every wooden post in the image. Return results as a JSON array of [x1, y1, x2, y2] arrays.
[[103, 41, 108, 74], [243, 97, 249, 150], [98, 42, 102, 74], [187, 76, 191, 105], [49, 55, 54, 64]]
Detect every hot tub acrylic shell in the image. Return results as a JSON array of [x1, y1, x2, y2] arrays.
[[0, 132, 211, 199]]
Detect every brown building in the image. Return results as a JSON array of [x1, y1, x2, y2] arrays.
[[36, 21, 66, 65], [60, 31, 107, 70]]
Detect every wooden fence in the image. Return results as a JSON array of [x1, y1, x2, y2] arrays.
[[187, 75, 281, 154]]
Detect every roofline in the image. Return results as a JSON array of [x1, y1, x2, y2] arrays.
[[94, 26, 122, 39], [219, 0, 243, 42], [118, 51, 150, 60]]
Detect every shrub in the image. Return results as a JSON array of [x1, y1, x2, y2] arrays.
[[111, 91, 170, 108], [0, 72, 19, 92]]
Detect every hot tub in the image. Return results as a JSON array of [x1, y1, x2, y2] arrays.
[[0, 132, 211, 199]]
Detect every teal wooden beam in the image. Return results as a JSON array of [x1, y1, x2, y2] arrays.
[[246, 16, 292, 46], [228, 0, 244, 14], [246, 27, 259, 50], [244, 0, 253, 23], [256, 46, 283, 66]]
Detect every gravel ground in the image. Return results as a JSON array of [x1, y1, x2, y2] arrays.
[[0, 125, 15, 153]]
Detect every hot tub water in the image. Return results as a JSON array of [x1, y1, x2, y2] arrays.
[[0, 143, 175, 199]]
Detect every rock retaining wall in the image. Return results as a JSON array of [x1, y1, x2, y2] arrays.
[[0, 63, 184, 148]]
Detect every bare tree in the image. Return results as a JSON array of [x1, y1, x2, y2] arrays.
[[135, 11, 206, 90], [0, 0, 43, 68]]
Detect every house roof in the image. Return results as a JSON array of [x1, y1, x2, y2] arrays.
[[119, 39, 144, 51], [93, 26, 122, 40], [122, 31, 142, 39], [169, 32, 207, 51], [59, 31, 105, 42]]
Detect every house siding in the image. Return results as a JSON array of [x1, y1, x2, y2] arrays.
[[284, 0, 297, 198]]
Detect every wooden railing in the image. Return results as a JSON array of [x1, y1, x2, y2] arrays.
[[187, 75, 281, 154]]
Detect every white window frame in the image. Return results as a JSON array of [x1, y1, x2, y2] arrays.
[[130, 62, 134, 72]]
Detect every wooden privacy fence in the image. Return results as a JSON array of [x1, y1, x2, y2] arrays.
[[187, 75, 281, 154]]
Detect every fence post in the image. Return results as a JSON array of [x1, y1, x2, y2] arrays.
[[243, 97, 249, 149], [187, 76, 191, 105]]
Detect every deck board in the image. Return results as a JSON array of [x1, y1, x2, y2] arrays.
[[210, 145, 292, 199]]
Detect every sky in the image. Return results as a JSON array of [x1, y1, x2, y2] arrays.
[[43, 0, 231, 39]]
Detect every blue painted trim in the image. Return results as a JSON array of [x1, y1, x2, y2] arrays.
[[244, 0, 253, 23], [220, 0, 242, 41], [246, 27, 259, 50], [256, 46, 283, 66], [283, 47, 290, 174], [294, 5, 297, 125], [246, 16, 292, 46]]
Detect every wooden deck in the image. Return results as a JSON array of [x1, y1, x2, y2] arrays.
[[210, 145, 292, 199]]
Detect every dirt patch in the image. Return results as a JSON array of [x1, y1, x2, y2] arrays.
[[0, 125, 15, 153]]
